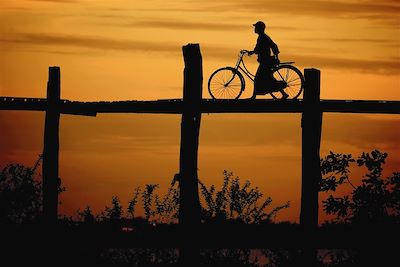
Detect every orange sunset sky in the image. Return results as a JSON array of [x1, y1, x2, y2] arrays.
[[1, 0, 399, 222]]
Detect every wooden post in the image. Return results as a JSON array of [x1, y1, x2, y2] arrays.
[[42, 66, 61, 225], [179, 44, 202, 265], [300, 68, 322, 265]]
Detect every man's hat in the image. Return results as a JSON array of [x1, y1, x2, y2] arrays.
[[253, 21, 266, 30]]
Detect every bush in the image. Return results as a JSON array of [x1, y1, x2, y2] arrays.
[[320, 150, 400, 224]]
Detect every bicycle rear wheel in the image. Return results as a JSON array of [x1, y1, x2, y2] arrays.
[[208, 67, 245, 100], [270, 65, 304, 100]]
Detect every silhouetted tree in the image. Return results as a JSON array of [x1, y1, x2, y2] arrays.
[[142, 184, 158, 221], [0, 160, 65, 225], [0, 163, 42, 224], [127, 187, 140, 219], [199, 170, 290, 224], [77, 206, 95, 224], [154, 184, 180, 223], [319, 150, 399, 267], [320, 150, 400, 224], [101, 196, 123, 222], [121, 170, 289, 225]]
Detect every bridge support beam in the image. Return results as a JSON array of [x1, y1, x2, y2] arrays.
[[42, 66, 61, 226], [178, 44, 202, 266], [300, 68, 322, 265]]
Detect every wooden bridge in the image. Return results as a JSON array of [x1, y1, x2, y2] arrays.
[[1, 44, 399, 265], [1, 96, 399, 114]]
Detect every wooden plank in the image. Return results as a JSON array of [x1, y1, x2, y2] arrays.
[[0, 97, 47, 111], [1, 97, 399, 114], [320, 100, 400, 114]]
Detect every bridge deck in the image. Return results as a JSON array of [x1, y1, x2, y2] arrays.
[[1, 97, 399, 115]]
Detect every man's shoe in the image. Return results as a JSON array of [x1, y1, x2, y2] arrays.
[[276, 81, 287, 91]]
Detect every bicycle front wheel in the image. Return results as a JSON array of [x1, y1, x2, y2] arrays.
[[208, 67, 245, 100], [271, 65, 304, 100]]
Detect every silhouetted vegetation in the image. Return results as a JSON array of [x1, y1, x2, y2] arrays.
[[1, 150, 398, 266], [199, 171, 290, 224], [319, 150, 399, 266], [0, 164, 43, 224], [84, 170, 288, 227], [0, 157, 65, 225], [320, 150, 400, 224], [73, 171, 288, 266]]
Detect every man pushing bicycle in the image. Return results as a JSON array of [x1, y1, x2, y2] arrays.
[[248, 21, 289, 100], [207, 22, 304, 100]]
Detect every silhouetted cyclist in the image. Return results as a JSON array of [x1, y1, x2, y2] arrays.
[[249, 21, 289, 100]]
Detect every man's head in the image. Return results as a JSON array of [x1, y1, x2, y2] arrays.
[[253, 21, 266, 34]]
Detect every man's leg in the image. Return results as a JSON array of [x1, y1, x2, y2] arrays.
[[270, 72, 289, 99], [278, 84, 289, 99], [252, 65, 262, 99]]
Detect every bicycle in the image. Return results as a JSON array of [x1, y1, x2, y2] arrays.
[[208, 50, 304, 100]]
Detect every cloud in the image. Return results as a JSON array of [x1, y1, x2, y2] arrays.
[[28, 0, 78, 3], [0, 32, 181, 54], [0, 112, 181, 155], [128, 20, 247, 31], [202, 46, 400, 74], [294, 37, 398, 45], [0, 7, 33, 11], [1, 111, 399, 158], [203, 0, 400, 25], [1, 32, 398, 74], [286, 53, 400, 75], [129, 7, 213, 13], [96, 0, 399, 25], [321, 114, 400, 169], [120, 20, 300, 32], [87, 15, 302, 33]]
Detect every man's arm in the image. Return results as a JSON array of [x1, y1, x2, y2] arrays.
[[268, 36, 280, 56], [248, 36, 261, 56]]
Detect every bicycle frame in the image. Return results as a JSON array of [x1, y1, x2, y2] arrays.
[[234, 51, 255, 82], [233, 51, 296, 86]]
